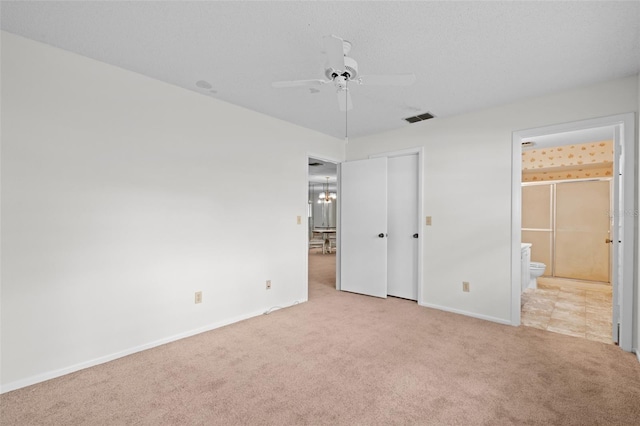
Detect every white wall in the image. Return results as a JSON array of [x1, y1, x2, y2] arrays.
[[347, 76, 639, 326], [0, 32, 344, 390]]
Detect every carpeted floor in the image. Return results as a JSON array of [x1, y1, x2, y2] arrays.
[[2, 250, 640, 425]]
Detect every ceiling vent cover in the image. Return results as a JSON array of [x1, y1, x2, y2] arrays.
[[404, 112, 435, 123]]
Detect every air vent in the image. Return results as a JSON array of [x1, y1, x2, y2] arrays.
[[404, 112, 435, 123], [309, 162, 322, 167], [522, 141, 535, 148]]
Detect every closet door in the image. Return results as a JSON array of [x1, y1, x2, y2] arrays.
[[555, 180, 610, 282], [387, 154, 418, 300], [340, 158, 388, 298]]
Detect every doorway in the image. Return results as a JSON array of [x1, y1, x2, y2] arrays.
[[511, 113, 635, 351], [521, 176, 614, 344], [308, 157, 338, 298]]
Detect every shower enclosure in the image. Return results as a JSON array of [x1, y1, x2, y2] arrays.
[[522, 179, 611, 283]]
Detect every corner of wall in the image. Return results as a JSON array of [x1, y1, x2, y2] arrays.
[[636, 72, 640, 354]]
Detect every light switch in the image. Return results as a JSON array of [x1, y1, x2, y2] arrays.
[[296, 215, 302, 225], [426, 216, 432, 226]]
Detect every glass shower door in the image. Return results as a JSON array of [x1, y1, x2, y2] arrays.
[[554, 180, 610, 282]]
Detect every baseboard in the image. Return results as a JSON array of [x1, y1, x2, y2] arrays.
[[419, 302, 512, 326], [1, 304, 299, 394], [636, 349, 640, 364]]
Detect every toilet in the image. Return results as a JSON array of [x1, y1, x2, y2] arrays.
[[529, 262, 546, 289]]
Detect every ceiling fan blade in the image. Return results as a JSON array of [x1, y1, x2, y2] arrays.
[[358, 74, 416, 86], [323, 35, 345, 72], [336, 89, 353, 112], [272, 79, 327, 88]]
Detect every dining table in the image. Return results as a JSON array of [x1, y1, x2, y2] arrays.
[[313, 228, 336, 253]]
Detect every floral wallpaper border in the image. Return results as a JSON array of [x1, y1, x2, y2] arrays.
[[522, 140, 613, 171], [522, 140, 613, 182]]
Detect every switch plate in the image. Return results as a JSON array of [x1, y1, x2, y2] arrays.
[[296, 215, 302, 225], [195, 291, 202, 304], [266, 280, 272, 290], [462, 282, 470, 292], [426, 216, 432, 226]]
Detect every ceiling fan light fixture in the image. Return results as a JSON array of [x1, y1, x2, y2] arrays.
[[271, 34, 416, 117]]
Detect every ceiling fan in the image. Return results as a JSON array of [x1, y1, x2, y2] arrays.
[[272, 35, 416, 111]]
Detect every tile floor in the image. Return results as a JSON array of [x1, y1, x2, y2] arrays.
[[521, 280, 613, 344]]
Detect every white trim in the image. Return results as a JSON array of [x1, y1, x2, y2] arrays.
[[307, 153, 342, 165], [0, 306, 285, 394], [522, 177, 612, 186], [370, 147, 424, 159], [307, 153, 342, 291], [419, 302, 512, 326], [511, 113, 635, 352], [336, 165, 342, 291], [369, 147, 425, 304], [511, 131, 523, 326], [636, 350, 640, 364]]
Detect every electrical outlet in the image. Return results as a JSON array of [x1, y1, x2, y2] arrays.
[[462, 282, 470, 292], [296, 215, 302, 225], [426, 216, 432, 226], [195, 291, 202, 304], [266, 280, 272, 290]]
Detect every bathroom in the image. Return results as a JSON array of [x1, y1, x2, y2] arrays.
[[520, 138, 614, 344]]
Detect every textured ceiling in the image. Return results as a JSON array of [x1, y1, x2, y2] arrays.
[[2, 1, 639, 139]]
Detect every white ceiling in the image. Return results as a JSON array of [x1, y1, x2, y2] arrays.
[[2, 1, 639, 139]]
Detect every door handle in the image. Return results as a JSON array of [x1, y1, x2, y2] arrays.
[[606, 239, 613, 244], [413, 233, 419, 238], [378, 233, 386, 238]]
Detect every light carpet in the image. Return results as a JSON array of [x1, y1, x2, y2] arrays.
[[1, 250, 639, 425]]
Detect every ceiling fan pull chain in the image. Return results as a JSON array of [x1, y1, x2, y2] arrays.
[[345, 80, 348, 143]]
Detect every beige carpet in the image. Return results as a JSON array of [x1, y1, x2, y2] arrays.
[[2, 250, 640, 425]]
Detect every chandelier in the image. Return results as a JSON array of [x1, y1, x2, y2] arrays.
[[318, 177, 337, 204]]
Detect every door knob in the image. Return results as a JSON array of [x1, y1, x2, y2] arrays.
[[378, 233, 385, 238], [413, 233, 419, 238], [605, 239, 613, 244]]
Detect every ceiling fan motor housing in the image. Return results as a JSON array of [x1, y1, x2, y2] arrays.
[[325, 56, 359, 81]]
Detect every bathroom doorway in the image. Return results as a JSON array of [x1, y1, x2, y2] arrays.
[[511, 113, 635, 351], [521, 175, 613, 344]]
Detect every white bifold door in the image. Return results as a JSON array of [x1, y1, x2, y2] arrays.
[[340, 155, 419, 300]]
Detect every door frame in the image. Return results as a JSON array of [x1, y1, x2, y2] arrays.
[[368, 147, 425, 305], [307, 153, 342, 294], [510, 113, 635, 351]]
